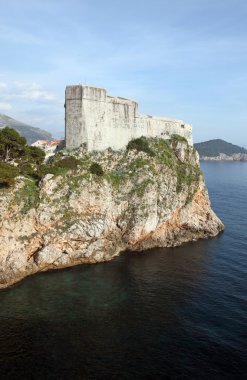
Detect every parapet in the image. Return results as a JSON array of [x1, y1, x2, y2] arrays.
[[65, 85, 82, 100], [65, 85, 107, 102]]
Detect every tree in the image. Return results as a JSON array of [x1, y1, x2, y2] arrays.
[[27, 146, 46, 165], [0, 127, 45, 165], [0, 162, 19, 187], [0, 127, 27, 162], [0, 127, 46, 186]]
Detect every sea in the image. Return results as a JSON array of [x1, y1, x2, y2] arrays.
[[0, 162, 246, 380]]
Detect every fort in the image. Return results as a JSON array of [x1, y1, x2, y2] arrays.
[[65, 85, 193, 151]]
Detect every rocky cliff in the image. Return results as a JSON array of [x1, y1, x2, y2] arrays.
[[0, 136, 224, 289]]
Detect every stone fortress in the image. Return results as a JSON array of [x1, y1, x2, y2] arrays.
[[65, 85, 193, 151]]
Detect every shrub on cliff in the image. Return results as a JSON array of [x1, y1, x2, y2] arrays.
[[27, 146, 45, 165], [171, 134, 187, 143], [19, 163, 35, 177], [127, 137, 155, 157], [0, 162, 19, 187], [89, 162, 104, 176], [53, 156, 81, 170]]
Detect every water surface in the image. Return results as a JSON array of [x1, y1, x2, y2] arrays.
[[0, 162, 246, 379]]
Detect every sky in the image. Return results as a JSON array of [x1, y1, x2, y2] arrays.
[[0, 0, 247, 145]]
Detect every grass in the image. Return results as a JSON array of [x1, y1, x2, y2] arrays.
[[127, 158, 150, 173], [148, 138, 176, 168], [14, 178, 40, 214], [176, 163, 202, 193], [171, 134, 188, 143], [104, 172, 125, 188], [68, 173, 91, 191], [130, 179, 154, 198]]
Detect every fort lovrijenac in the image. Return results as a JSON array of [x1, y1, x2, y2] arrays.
[[65, 85, 193, 151]]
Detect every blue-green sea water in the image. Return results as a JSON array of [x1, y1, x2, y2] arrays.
[[0, 162, 246, 379]]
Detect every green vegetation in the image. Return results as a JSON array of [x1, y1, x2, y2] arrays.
[[127, 137, 155, 157], [0, 127, 45, 165], [0, 127, 45, 187], [171, 134, 187, 143], [27, 145, 46, 165], [0, 127, 28, 161], [14, 178, 40, 214], [67, 174, 91, 191], [131, 179, 154, 197], [0, 128, 88, 189], [53, 156, 81, 170], [194, 139, 247, 157], [0, 128, 202, 210], [89, 162, 104, 176], [105, 171, 124, 188], [149, 138, 175, 168], [176, 162, 202, 193], [0, 162, 19, 187], [128, 158, 150, 172]]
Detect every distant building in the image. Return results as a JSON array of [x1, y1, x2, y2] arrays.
[[65, 85, 192, 151], [32, 139, 62, 160]]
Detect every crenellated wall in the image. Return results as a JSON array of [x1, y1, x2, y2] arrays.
[[65, 85, 192, 151]]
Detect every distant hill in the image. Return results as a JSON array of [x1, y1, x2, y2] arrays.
[[194, 139, 247, 157], [0, 114, 52, 144]]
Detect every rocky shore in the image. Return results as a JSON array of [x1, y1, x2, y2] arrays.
[[200, 153, 247, 161], [0, 137, 224, 289]]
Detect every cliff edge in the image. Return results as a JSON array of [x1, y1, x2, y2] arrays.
[[0, 136, 224, 289]]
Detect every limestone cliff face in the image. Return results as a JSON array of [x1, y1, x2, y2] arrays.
[[0, 137, 224, 289]]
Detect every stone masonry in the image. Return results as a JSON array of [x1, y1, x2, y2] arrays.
[[65, 85, 193, 151]]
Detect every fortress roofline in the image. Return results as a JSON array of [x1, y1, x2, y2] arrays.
[[114, 96, 138, 104], [66, 85, 138, 104], [136, 114, 187, 123], [66, 84, 107, 92]]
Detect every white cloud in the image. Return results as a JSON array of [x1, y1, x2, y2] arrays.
[[0, 102, 12, 111], [0, 82, 7, 89], [3, 82, 55, 101], [13, 82, 41, 90], [12, 89, 55, 101]]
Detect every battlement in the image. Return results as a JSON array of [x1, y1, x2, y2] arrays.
[[65, 85, 192, 151], [65, 85, 107, 101]]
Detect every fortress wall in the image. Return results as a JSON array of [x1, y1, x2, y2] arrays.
[[65, 85, 193, 151], [134, 117, 192, 145], [65, 86, 85, 149], [82, 98, 107, 151], [102, 96, 137, 151], [84, 94, 138, 151]]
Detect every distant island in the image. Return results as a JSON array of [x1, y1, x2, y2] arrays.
[[0, 113, 52, 144], [194, 139, 247, 161]]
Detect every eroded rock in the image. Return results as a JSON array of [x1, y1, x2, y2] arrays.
[[0, 138, 224, 288]]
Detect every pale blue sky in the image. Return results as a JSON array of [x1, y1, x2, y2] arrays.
[[0, 0, 247, 145]]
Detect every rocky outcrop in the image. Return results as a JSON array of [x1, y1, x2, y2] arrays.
[[0, 137, 224, 289]]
